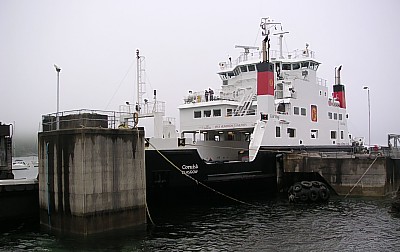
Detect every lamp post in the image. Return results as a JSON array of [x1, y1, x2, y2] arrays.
[[363, 86, 370, 147], [54, 64, 61, 130]]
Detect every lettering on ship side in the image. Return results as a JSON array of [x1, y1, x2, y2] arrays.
[[181, 164, 199, 175]]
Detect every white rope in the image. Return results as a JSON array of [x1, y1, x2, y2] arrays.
[[344, 155, 380, 198], [145, 200, 155, 225], [146, 139, 261, 208]]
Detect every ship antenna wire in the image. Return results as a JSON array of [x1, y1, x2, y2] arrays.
[[146, 139, 264, 209], [105, 57, 136, 110]]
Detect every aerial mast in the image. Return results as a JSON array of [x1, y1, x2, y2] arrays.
[[136, 49, 146, 114]]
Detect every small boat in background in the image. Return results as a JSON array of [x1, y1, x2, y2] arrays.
[[12, 159, 29, 170]]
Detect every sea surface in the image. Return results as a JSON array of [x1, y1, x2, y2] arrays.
[[1, 158, 400, 251]]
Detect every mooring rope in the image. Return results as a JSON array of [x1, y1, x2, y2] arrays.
[[145, 200, 155, 225], [344, 154, 380, 198], [145, 139, 261, 208]]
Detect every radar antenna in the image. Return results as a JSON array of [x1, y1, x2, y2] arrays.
[[234, 45, 259, 61]]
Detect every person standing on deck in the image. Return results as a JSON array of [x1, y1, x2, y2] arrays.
[[205, 89, 209, 102]]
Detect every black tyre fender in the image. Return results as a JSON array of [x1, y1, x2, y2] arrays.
[[298, 189, 309, 202], [319, 187, 330, 201], [293, 183, 302, 192], [301, 181, 312, 189], [311, 181, 321, 188], [308, 188, 319, 202]]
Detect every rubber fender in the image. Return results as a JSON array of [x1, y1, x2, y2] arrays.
[[308, 188, 319, 202], [311, 181, 321, 188], [301, 181, 312, 189], [293, 183, 302, 192], [297, 189, 309, 202], [319, 187, 330, 201]]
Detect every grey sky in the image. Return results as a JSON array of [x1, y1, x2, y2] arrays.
[[1, 0, 399, 145]]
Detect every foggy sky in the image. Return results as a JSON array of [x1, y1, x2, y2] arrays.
[[1, 0, 399, 146]]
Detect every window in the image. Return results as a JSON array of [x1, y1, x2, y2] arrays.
[[324, 92, 327, 97], [240, 66, 248, 72], [301, 62, 309, 68], [311, 130, 319, 139], [341, 130, 344, 139], [204, 110, 211, 117], [339, 114, 343, 120], [294, 107, 299, 115], [227, 108, 233, 117], [276, 127, 281, 138], [194, 111, 201, 118], [213, 109, 221, 117], [331, 131, 337, 139], [334, 113, 337, 120], [282, 64, 291, 70], [287, 128, 296, 138], [319, 90, 322, 96], [292, 63, 300, 70], [301, 108, 306, 116], [248, 65, 255, 71], [328, 112, 332, 119]]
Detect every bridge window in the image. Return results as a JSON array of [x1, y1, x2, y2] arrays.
[[282, 63, 291, 70], [334, 113, 337, 120], [226, 108, 233, 117], [194, 111, 201, 118], [292, 63, 300, 70], [339, 114, 343, 120], [248, 65, 256, 72], [204, 110, 211, 117], [328, 112, 332, 119], [301, 62, 309, 68], [240, 66, 248, 72], [213, 109, 221, 117]]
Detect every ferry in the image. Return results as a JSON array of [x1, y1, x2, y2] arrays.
[[120, 18, 352, 201]]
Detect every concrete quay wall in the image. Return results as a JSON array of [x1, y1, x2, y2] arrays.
[[38, 128, 146, 235], [283, 153, 400, 197]]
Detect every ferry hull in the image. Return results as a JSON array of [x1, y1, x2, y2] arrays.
[[145, 149, 278, 205]]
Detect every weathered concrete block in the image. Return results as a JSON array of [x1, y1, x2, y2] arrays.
[[38, 127, 146, 235]]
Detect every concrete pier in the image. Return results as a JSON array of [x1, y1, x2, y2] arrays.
[[38, 113, 146, 235], [283, 151, 400, 197], [0, 123, 13, 179], [0, 179, 39, 223]]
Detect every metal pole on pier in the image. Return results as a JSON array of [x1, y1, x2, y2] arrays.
[[363, 86, 371, 147], [54, 64, 61, 130]]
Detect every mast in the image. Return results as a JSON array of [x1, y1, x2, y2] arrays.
[[136, 49, 146, 114]]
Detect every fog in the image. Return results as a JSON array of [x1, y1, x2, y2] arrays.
[[1, 0, 399, 155]]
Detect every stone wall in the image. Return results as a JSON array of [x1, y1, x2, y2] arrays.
[[284, 153, 400, 197]]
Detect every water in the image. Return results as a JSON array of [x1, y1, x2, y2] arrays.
[[0, 196, 399, 251], [2, 157, 400, 251]]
